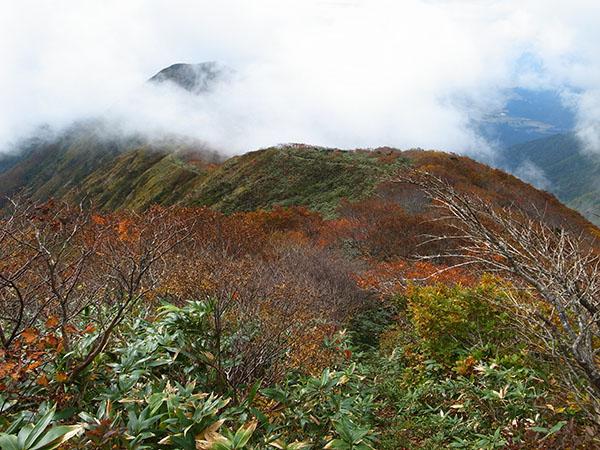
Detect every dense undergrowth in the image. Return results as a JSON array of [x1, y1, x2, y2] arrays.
[[2, 281, 597, 449], [1, 300, 377, 449], [366, 281, 598, 448], [1, 185, 599, 448]]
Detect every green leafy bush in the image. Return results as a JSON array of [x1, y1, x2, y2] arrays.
[[0, 300, 376, 449], [403, 279, 510, 364], [0, 406, 82, 450], [371, 279, 592, 449]]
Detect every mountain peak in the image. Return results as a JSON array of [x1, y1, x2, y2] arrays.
[[148, 61, 232, 93]]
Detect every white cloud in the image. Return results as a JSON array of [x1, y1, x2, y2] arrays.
[[513, 159, 550, 190], [1, 0, 600, 155]]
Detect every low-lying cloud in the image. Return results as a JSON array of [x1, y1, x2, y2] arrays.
[[2, 0, 600, 156], [512, 159, 550, 191]]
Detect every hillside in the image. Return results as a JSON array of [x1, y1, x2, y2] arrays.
[[0, 136, 592, 235], [0, 121, 144, 201], [0, 126, 222, 209], [2, 141, 599, 448], [66, 145, 410, 216], [184, 146, 411, 217], [500, 133, 600, 221], [64, 140, 221, 211]]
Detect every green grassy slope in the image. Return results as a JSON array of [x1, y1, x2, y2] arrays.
[[68, 145, 411, 216], [67, 149, 214, 210], [0, 122, 142, 203], [2, 131, 593, 235], [186, 146, 410, 217], [0, 124, 221, 211]]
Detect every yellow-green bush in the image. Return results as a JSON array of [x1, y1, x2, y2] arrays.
[[403, 279, 509, 364]]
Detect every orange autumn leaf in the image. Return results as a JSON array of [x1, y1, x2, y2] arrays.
[[118, 219, 131, 234], [43, 334, 60, 348], [117, 219, 134, 241], [82, 324, 96, 334], [46, 315, 58, 328], [56, 372, 68, 382], [0, 361, 16, 377], [64, 324, 79, 334], [37, 334, 60, 350], [36, 375, 48, 387], [21, 328, 39, 344], [25, 361, 43, 372], [91, 214, 106, 225]]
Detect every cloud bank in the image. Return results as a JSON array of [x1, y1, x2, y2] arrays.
[[2, 0, 600, 156]]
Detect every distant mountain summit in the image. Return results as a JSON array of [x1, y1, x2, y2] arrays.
[[148, 62, 232, 93], [0, 61, 231, 186]]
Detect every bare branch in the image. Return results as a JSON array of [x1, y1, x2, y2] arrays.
[[397, 170, 600, 420]]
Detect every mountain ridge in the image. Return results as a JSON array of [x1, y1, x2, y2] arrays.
[[0, 130, 593, 239]]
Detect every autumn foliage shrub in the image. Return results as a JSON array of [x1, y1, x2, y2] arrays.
[[0, 199, 368, 403], [403, 279, 510, 364], [372, 279, 592, 449], [2, 190, 597, 448]]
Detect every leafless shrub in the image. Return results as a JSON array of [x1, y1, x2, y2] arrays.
[[400, 171, 600, 420], [0, 198, 193, 381]]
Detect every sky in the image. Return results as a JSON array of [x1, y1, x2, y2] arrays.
[[1, 0, 600, 156]]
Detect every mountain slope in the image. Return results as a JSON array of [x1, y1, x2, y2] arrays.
[[64, 145, 411, 216], [185, 146, 410, 217], [66, 144, 219, 211], [1, 133, 593, 238], [0, 122, 223, 210], [0, 121, 140, 201], [500, 133, 600, 221]]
